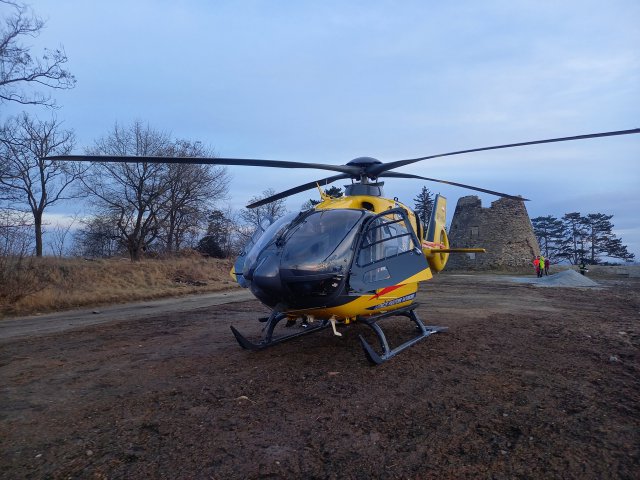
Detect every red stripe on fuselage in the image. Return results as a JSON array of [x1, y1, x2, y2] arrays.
[[370, 284, 405, 300]]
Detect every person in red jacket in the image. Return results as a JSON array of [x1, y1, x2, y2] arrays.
[[533, 256, 540, 277]]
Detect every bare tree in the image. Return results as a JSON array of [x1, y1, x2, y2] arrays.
[[71, 214, 123, 258], [0, 1, 75, 108], [46, 213, 78, 257], [159, 139, 229, 253], [0, 113, 82, 256], [83, 121, 229, 261], [0, 207, 31, 256], [0, 208, 44, 304], [83, 122, 172, 261], [238, 188, 287, 242]]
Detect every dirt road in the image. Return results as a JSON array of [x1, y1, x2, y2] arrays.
[[0, 289, 253, 342], [1, 274, 638, 479]]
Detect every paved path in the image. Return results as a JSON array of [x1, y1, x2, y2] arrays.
[[0, 289, 255, 343]]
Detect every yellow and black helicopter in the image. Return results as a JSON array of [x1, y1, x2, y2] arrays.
[[50, 128, 639, 364]]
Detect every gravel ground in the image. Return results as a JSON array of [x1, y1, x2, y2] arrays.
[[1, 273, 638, 479]]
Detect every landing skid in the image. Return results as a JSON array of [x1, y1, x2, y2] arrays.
[[358, 304, 447, 365], [230, 311, 330, 351], [230, 304, 446, 364]]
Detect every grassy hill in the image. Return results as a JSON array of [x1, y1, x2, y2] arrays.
[[1, 253, 237, 317]]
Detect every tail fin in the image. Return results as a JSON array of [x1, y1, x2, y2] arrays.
[[423, 194, 450, 272]]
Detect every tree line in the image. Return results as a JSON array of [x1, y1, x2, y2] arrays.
[[0, 112, 289, 261], [0, 114, 291, 260], [532, 213, 634, 265]]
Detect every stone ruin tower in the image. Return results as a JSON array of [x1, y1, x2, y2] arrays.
[[446, 195, 540, 271]]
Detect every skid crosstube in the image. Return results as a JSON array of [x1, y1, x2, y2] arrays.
[[358, 303, 447, 365], [230, 311, 330, 351]]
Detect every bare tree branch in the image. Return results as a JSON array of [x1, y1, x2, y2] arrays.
[[0, 1, 75, 108]]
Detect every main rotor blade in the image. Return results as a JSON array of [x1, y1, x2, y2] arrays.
[[370, 128, 640, 176], [46, 155, 360, 176], [379, 172, 529, 201], [247, 174, 351, 209]]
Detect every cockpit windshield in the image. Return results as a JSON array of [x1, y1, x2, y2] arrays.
[[243, 212, 298, 277], [280, 209, 364, 273]]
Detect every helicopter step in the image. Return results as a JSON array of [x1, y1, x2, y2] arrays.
[[230, 311, 331, 351], [358, 304, 447, 365]]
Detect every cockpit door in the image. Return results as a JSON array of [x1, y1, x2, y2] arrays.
[[349, 208, 428, 293]]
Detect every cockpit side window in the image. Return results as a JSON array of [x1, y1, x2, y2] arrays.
[[357, 212, 417, 267], [349, 208, 428, 293]]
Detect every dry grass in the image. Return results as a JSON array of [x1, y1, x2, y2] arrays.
[[8, 256, 633, 319], [1, 254, 238, 317]]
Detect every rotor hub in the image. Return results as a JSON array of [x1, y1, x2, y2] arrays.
[[346, 157, 382, 168]]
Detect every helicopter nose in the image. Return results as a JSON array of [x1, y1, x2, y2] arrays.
[[251, 254, 283, 298]]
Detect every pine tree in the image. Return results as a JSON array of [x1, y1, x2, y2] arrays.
[[603, 237, 635, 262], [583, 213, 635, 263], [197, 210, 231, 258], [558, 212, 587, 265], [302, 186, 343, 210], [413, 186, 434, 227], [324, 186, 343, 198], [531, 215, 564, 263], [556, 212, 634, 264]]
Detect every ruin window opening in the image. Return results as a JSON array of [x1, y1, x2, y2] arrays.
[[470, 226, 479, 238]]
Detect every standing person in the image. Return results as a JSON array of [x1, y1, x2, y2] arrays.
[[539, 255, 546, 278], [579, 260, 588, 275], [544, 257, 550, 276], [533, 256, 540, 277]]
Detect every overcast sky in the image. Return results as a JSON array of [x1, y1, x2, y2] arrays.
[[4, 0, 640, 258]]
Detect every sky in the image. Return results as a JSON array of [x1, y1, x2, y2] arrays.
[[3, 0, 640, 258]]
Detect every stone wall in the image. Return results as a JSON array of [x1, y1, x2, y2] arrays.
[[446, 196, 540, 271]]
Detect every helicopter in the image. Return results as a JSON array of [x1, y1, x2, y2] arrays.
[[49, 128, 639, 364]]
